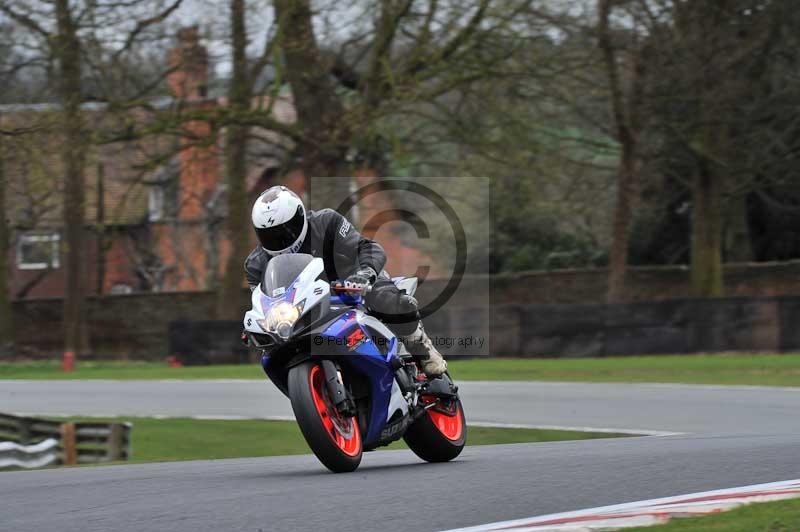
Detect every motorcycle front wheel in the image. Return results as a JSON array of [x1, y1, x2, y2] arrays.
[[288, 361, 362, 473]]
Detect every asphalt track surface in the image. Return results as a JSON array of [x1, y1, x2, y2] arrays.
[[2, 379, 800, 532]]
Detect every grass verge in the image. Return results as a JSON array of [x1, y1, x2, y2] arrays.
[[626, 496, 800, 531], [0, 360, 265, 380], [48, 417, 626, 465], [447, 354, 800, 386], [3, 354, 800, 386]]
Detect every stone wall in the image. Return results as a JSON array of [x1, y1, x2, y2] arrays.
[[9, 260, 800, 359], [495, 297, 795, 358], [421, 260, 800, 307], [11, 291, 228, 359]]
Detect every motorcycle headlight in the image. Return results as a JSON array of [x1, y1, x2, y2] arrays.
[[260, 301, 303, 340]]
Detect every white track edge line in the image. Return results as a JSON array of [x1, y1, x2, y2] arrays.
[[467, 421, 681, 437]]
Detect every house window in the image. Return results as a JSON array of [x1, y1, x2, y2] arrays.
[[110, 283, 133, 295], [17, 233, 60, 270], [148, 186, 165, 221]]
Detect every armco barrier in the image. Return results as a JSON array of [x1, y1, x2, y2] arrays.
[[169, 296, 800, 360], [169, 320, 250, 365], [0, 439, 60, 469], [0, 413, 131, 469]]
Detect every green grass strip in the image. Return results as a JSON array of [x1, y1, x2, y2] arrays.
[[447, 354, 800, 386], [3, 354, 800, 386], [626, 496, 800, 531], [41, 417, 626, 465]]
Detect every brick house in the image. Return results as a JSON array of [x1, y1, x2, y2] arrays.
[[3, 27, 431, 301], [3, 106, 170, 298], [3, 28, 274, 298]]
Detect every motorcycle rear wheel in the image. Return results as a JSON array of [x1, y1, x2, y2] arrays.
[[288, 361, 362, 473], [404, 395, 466, 463]]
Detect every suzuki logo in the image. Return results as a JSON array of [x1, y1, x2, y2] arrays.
[[346, 328, 367, 350]]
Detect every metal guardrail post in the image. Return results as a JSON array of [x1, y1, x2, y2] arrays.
[[108, 424, 125, 461], [18, 417, 32, 444]]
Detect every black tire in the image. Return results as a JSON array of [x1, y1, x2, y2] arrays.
[[288, 361, 362, 473], [403, 398, 467, 463]]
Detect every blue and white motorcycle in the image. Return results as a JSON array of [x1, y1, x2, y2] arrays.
[[243, 253, 466, 473]]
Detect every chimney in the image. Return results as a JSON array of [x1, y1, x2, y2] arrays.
[[167, 26, 209, 101]]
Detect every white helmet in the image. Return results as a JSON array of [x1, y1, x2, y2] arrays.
[[251, 185, 308, 255]]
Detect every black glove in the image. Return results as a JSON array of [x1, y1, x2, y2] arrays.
[[344, 267, 377, 291], [241, 330, 250, 346]]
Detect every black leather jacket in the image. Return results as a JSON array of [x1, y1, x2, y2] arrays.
[[244, 209, 386, 288]]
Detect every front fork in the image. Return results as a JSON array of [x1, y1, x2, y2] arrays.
[[320, 359, 355, 416]]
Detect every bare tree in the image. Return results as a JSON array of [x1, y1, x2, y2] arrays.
[[0, 0, 185, 358], [654, 0, 785, 296], [215, 0, 529, 311], [217, 0, 278, 319], [597, 0, 646, 302], [272, 0, 351, 179], [53, 0, 90, 357], [270, 0, 539, 177]]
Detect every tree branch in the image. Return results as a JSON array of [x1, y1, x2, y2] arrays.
[[111, 0, 184, 61], [0, 3, 50, 37], [403, 0, 490, 77]]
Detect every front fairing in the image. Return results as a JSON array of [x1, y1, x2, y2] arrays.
[[243, 256, 329, 344]]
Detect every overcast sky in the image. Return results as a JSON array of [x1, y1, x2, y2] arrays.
[[171, 0, 365, 77]]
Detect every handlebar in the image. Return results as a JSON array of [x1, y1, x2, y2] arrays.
[[330, 282, 368, 295]]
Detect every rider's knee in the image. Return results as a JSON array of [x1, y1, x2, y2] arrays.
[[366, 282, 420, 337]]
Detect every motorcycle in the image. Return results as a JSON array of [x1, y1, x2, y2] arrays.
[[243, 253, 466, 473]]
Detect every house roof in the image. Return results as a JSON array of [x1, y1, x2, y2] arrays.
[[1, 90, 296, 232], [1, 108, 176, 229], [0, 97, 175, 115]]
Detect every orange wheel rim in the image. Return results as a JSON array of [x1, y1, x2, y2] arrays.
[[426, 400, 464, 441], [309, 364, 361, 456]]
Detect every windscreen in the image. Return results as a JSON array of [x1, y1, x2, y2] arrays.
[[261, 253, 314, 296]]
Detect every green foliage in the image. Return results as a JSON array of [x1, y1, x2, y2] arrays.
[[488, 173, 608, 273], [498, 226, 607, 273]]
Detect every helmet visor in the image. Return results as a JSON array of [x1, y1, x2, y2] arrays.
[[256, 205, 305, 252]]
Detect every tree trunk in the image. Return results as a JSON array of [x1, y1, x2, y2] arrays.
[[217, 0, 252, 319], [598, 0, 643, 303], [690, 166, 724, 297], [607, 148, 636, 302], [96, 163, 106, 295], [0, 136, 13, 356], [56, 0, 89, 356], [723, 192, 752, 263], [680, 1, 727, 298], [273, 0, 350, 180]]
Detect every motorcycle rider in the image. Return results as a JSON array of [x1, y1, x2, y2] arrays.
[[245, 185, 448, 377]]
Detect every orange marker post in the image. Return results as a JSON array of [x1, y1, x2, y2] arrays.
[[62, 350, 75, 372]]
